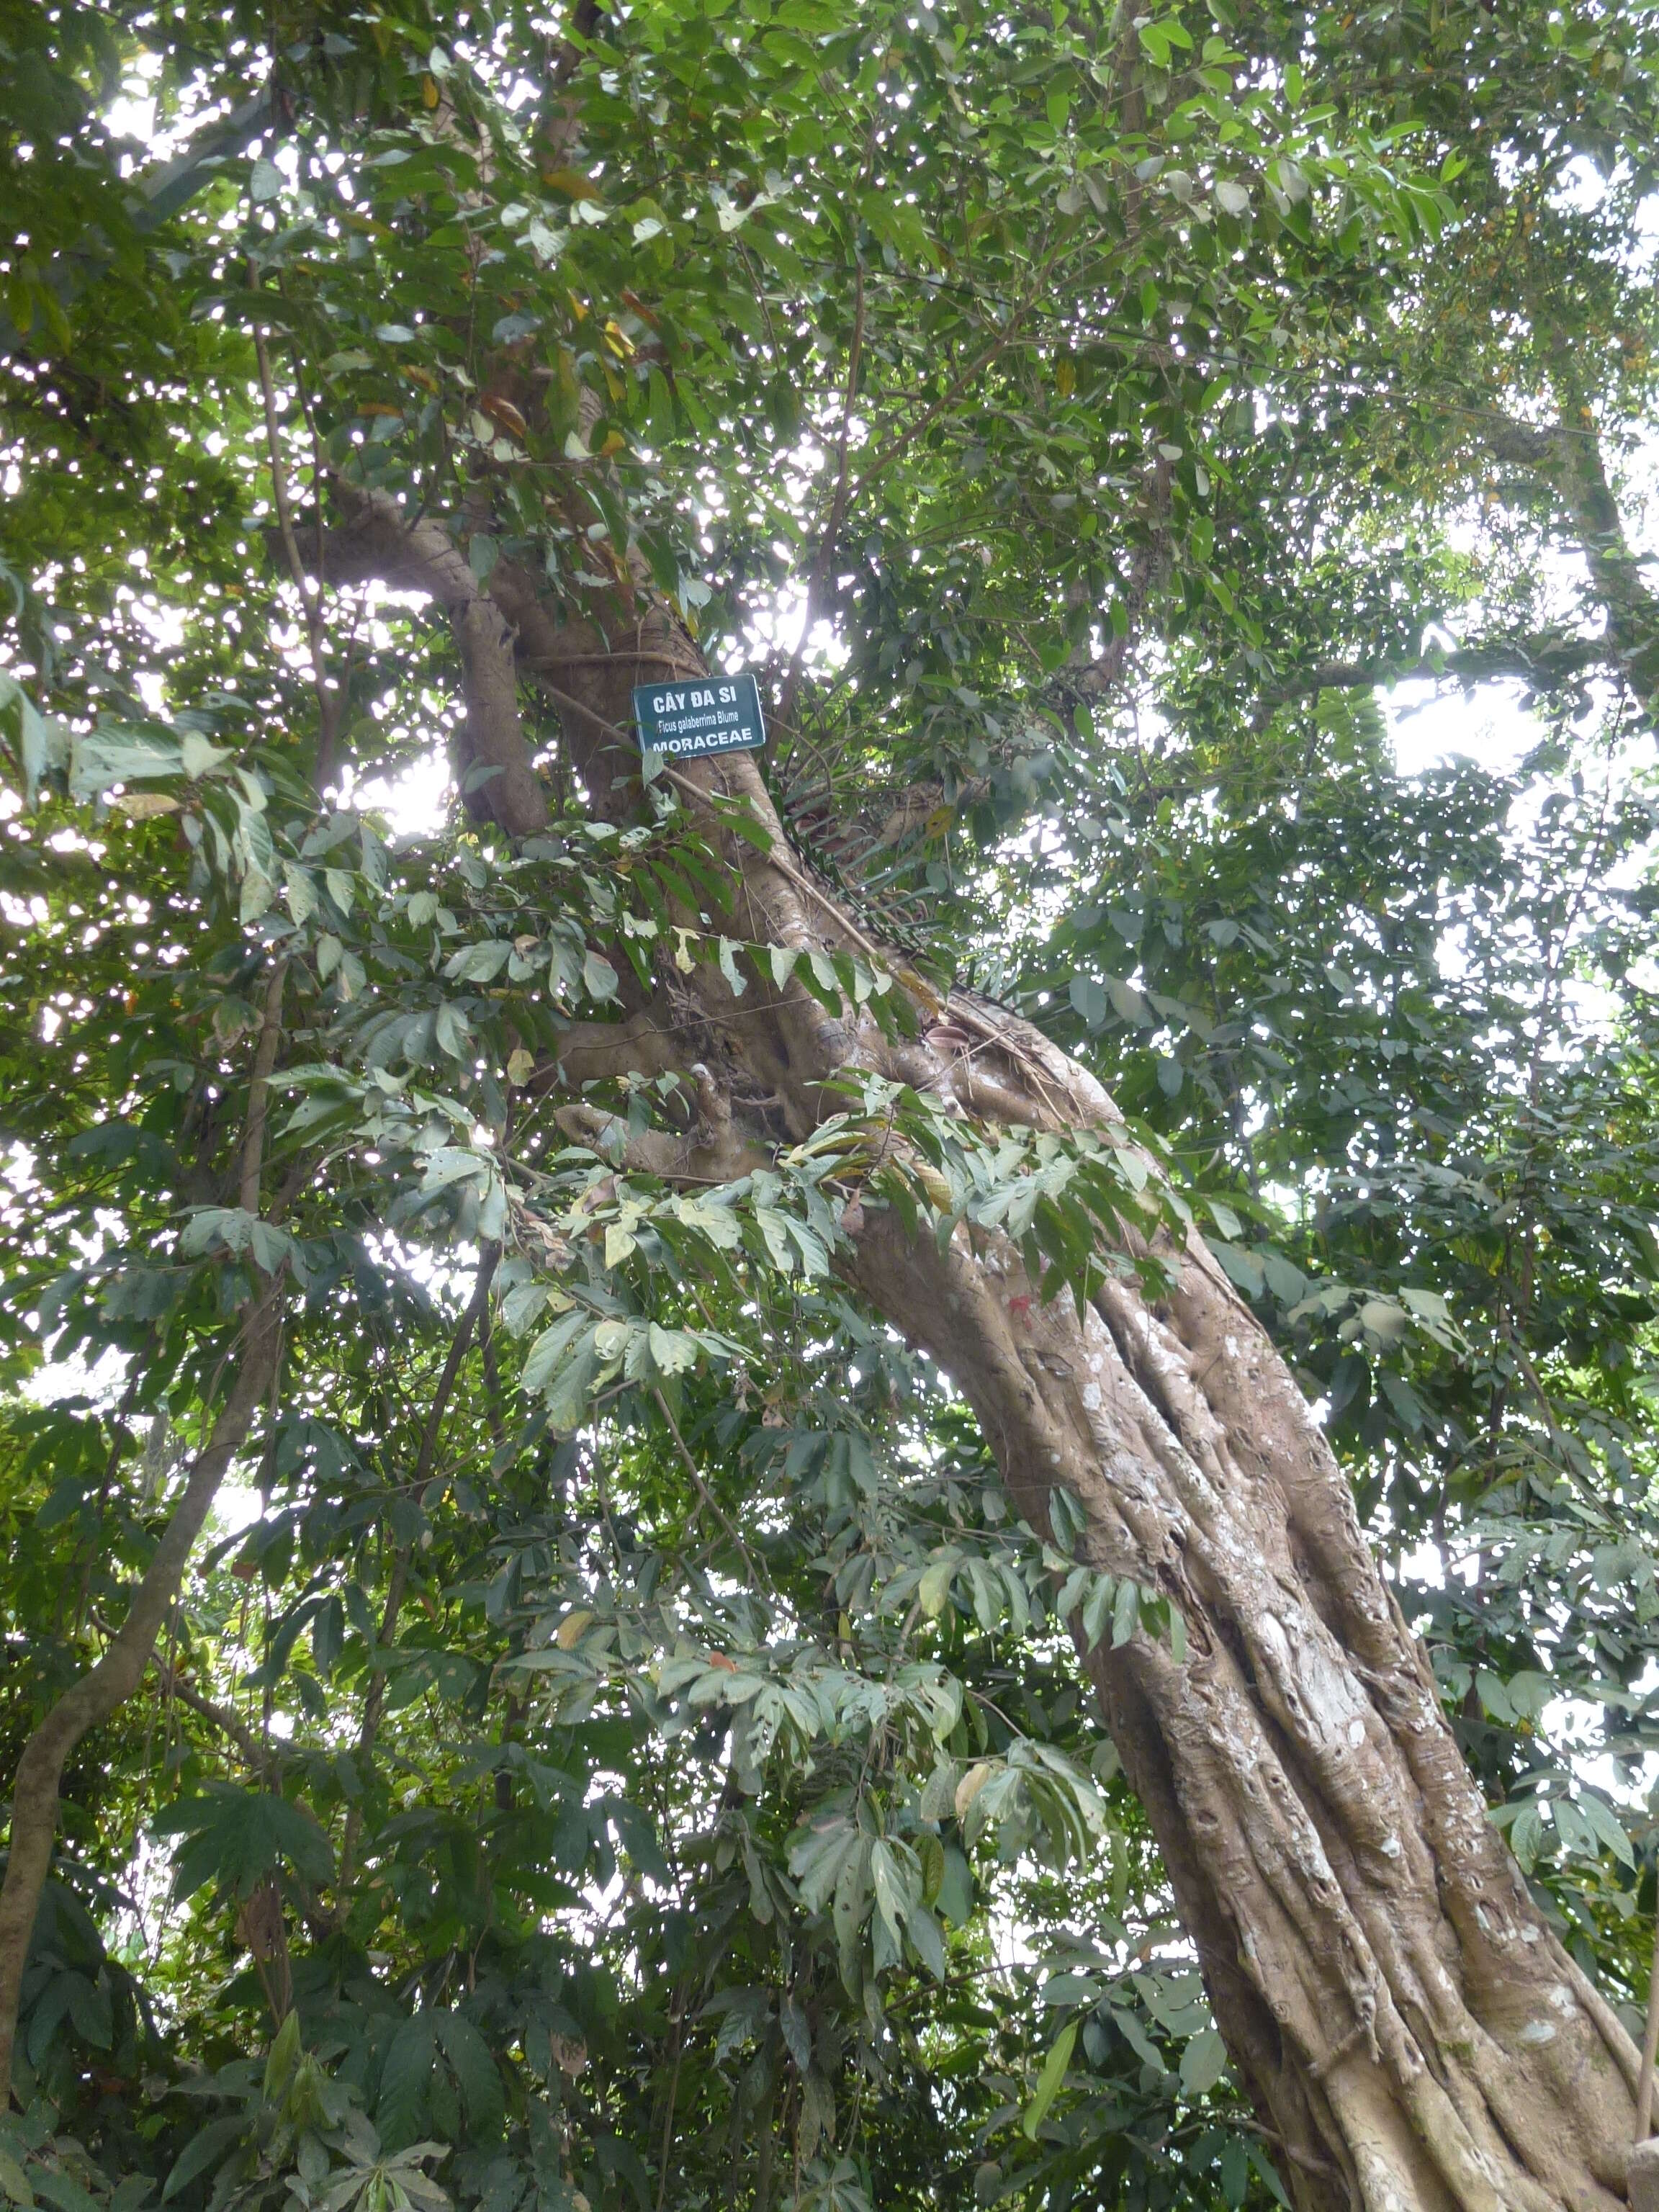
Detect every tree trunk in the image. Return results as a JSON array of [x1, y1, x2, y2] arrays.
[[853, 1213, 1640, 2211], [310, 500, 1645, 2210]]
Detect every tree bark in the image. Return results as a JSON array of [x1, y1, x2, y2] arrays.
[[853, 1213, 1640, 2211], [308, 499, 1645, 2209]]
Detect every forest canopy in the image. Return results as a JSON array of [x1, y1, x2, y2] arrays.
[[2, 1, 1659, 2209]]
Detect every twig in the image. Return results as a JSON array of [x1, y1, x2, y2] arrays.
[[0, 1282, 284, 2102], [152, 1649, 268, 1769], [779, 266, 866, 735], [72, 1359, 148, 1636], [655, 1987, 688, 2212], [523, 649, 696, 673], [652, 1386, 760, 1578]]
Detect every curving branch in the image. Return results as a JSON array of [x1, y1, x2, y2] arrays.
[[288, 486, 548, 835], [1247, 634, 1606, 732]]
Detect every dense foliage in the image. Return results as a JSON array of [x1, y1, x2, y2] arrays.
[[1, 0, 1658, 2208]]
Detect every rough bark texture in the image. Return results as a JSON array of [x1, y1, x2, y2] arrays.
[[853, 1214, 1640, 2212], [297, 493, 1647, 2210]]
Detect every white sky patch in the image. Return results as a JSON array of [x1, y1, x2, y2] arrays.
[[345, 746, 453, 838], [1385, 678, 1542, 780]]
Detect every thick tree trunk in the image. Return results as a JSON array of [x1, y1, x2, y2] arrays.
[[854, 1213, 1640, 2211], [314, 503, 1645, 2210]]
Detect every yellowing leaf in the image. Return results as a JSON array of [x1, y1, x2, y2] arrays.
[[916, 1162, 953, 1210], [544, 168, 601, 199], [605, 1222, 637, 1266], [481, 393, 529, 440], [955, 1761, 994, 1821], [920, 1555, 958, 1619], [556, 1609, 594, 1648]]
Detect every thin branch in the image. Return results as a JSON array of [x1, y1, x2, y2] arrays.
[[652, 1386, 761, 1579], [151, 1650, 268, 1771], [338, 1244, 500, 1895], [655, 1985, 688, 2212], [253, 327, 337, 755], [1248, 637, 1604, 732], [238, 956, 289, 1215]]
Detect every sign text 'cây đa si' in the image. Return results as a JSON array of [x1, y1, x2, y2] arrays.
[[631, 672, 766, 761]]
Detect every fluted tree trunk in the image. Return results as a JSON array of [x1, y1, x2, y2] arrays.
[[305, 485, 1647, 2209]]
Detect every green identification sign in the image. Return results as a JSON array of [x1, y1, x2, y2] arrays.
[[631, 671, 766, 760]]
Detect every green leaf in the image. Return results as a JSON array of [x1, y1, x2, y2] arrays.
[[379, 2017, 437, 2151], [163, 2117, 250, 2200], [434, 2011, 505, 2139], [1571, 1792, 1635, 1868], [265, 2010, 302, 2102], [1069, 974, 1107, 1029], [583, 950, 620, 1003], [1021, 2019, 1076, 2138], [1179, 2026, 1229, 2095], [151, 1784, 333, 1900], [718, 937, 747, 996], [444, 940, 510, 984], [522, 1309, 593, 1395], [70, 728, 184, 795]]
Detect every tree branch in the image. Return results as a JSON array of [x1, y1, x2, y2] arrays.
[[1247, 636, 1605, 731], [279, 483, 549, 833], [238, 957, 288, 1215]]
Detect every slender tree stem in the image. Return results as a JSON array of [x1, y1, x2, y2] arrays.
[[338, 1246, 500, 1896], [0, 929, 301, 2103], [238, 957, 289, 1215], [1637, 1913, 1659, 2140], [0, 1287, 283, 2102]]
